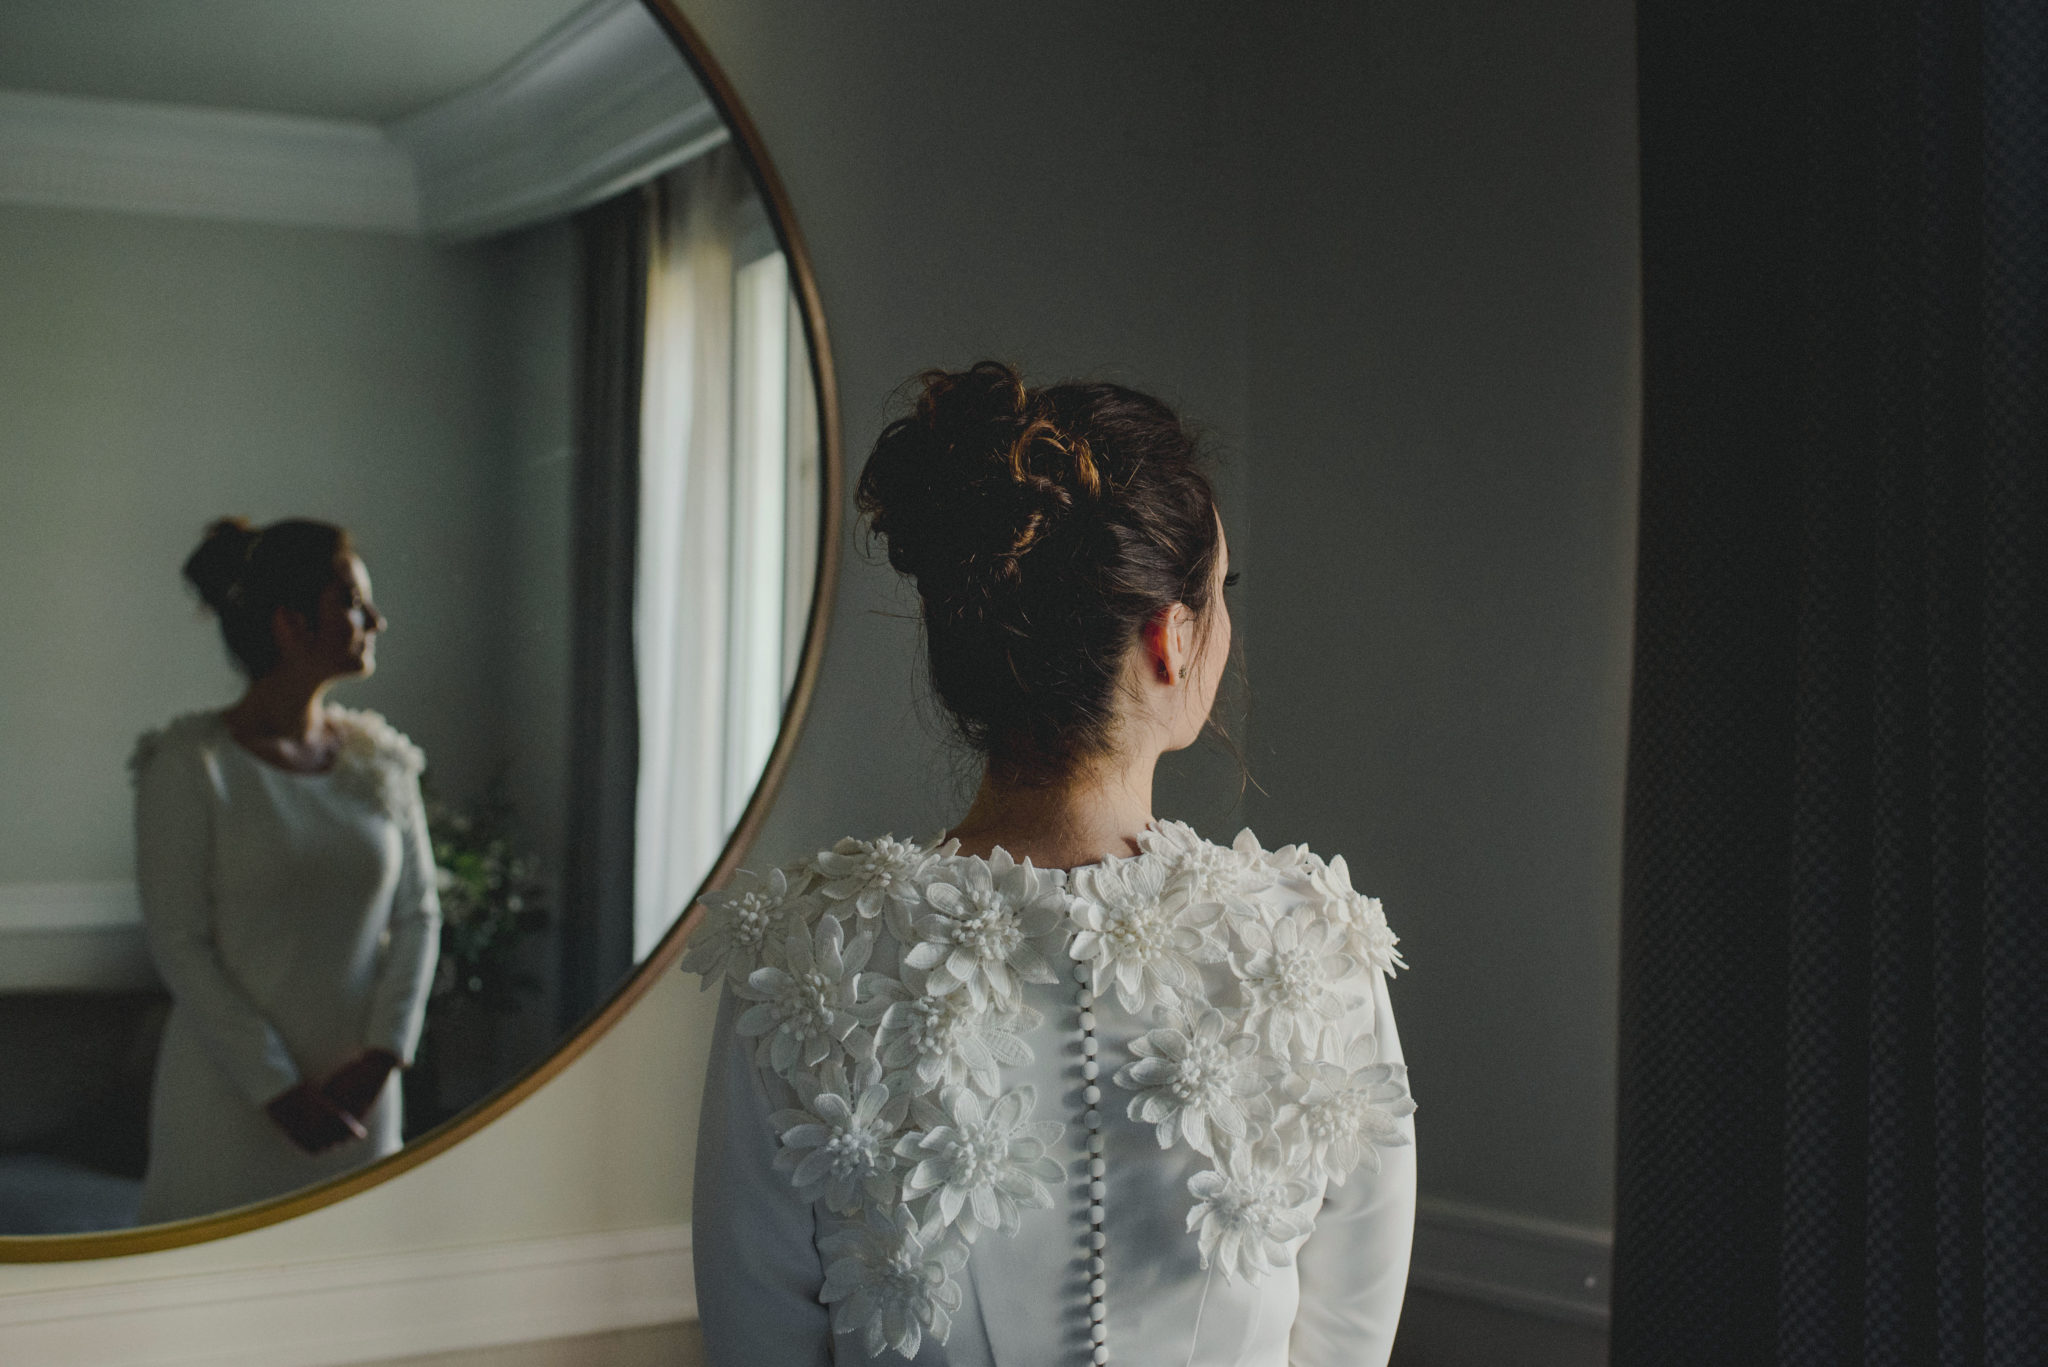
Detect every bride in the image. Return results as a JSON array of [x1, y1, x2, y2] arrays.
[[688, 363, 1416, 1366]]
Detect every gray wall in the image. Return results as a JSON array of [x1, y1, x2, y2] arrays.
[[1239, 0, 1640, 1229], [0, 201, 573, 886]]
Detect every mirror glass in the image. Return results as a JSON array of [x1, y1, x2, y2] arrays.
[[0, 0, 823, 1236]]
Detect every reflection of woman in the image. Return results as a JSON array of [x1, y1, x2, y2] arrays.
[[690, 365, 1417, 1365], [129, 518, 440, 1225]]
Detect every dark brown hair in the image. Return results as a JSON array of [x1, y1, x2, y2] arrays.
[[857, 362, 1224, 782], [182, 517, 353, 678]]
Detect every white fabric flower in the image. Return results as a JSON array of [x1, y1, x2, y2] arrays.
[[875, 966, 1038, 1096], [819, 1203, 969, 1360], [735, 914, 873, 1075], [770, 1053, 911, 1214], [1116, 1007, 1279, 1157], [680, 866, 811, 986], [1069, 854, 1220, 1013], [1273, 1039, 1415, 1184], [1303, 852, 1405, 977], [902, 849, 1069, 1011], [329, 707, 425, 819], [894, 1085, 1066, 1241], [1230, 913, 1359, 1054], [1185, 1148, 1318, 1284], [1141, 821, 1276, 932], [813, 834, 945, 930]]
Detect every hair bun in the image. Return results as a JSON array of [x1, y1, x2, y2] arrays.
[[181, 516, 259, 613], [860, 362, 1105, 601]]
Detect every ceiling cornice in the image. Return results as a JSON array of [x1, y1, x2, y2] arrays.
[[0, 87, 417, 232], [0, 0, 722, 239]]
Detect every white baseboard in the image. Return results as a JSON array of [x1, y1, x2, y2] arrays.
[[1410, 1198, 1612, 1326], [0, 1225, 694, 1367], [0, 1202, 1607, 1364]]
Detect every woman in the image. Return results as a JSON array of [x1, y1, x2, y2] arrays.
[[129, 517, 440, 1225], [689, 364, 1416, 1365]]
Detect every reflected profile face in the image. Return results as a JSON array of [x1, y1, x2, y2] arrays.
[[310, 554, 385, 679]]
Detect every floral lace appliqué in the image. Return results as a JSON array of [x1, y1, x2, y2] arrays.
[[687, 824, 1414, 1361]]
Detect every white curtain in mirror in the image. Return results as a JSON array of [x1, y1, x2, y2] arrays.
[[633, 147, 814, 959]]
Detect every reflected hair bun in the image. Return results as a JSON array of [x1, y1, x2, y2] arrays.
[[181, 516, 262, 614], [857, 361, 1222, 781], [180, 516, 353, 679]]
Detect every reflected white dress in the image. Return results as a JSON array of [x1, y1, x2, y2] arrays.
[[689, 822, 1416, 1367], [128, 707, 441, 1224]]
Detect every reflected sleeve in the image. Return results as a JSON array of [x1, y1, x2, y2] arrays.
[[364, 778, 442, 1064], [693, 981, 834, 1367], [1288, 968, 1417, 1367], [134, 735, 301, 1106]]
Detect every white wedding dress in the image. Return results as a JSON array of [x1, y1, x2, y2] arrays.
[[689, 822, 1416, 1367], [129, 707, 441, 1225]]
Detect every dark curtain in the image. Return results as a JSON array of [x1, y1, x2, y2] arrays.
[[1618, 2, 2045, 1364], [558, 189, 649, 1031]]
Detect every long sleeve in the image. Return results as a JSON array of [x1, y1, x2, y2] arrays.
[[1288, 968, 1417, 1367], [363, 779, 441, 1063], [693, 981, 836, 1367], [134, 736, 301, 1106]]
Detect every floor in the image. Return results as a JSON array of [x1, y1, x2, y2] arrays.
[[363, 1322, 704, 1367], [1389, 1289, 1609, 1367], [365, 1291, 1607, 1366]]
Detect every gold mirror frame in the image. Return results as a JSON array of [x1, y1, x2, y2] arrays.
[[0, 0, 841, 1263]]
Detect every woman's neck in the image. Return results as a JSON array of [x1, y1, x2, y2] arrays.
[[224, 671, 332, 743], [945, 752, 1159, 871]]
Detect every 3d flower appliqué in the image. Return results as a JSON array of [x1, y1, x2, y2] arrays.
[[734, 913, 876, 1075], [1116, 1006, 1278, 1157], [895, 1084, 1066, 1240], [1230, 912, 1360, 1056], [1141, 820, 1277, 933], [1069, 853, 1220, 1013], [680, 865, 813, 986], [329, 707, 426, 821], [819, 1204, 969, 1360], [875, 968, 1038, 1096], [1272, 1034, 1416, 1184], [770, 1052, 911, 1214], [1185, 1147, 1320, 1285], [903, 848, 1069, 1011], [1305, 852, 1407, 977], [812, 833, 948, 929]]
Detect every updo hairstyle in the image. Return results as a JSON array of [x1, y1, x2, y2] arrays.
[[182, 517, 353, 678], [857, 361, 1224, 782]]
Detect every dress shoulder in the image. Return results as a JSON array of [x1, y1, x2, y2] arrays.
[[128, 710, 225, 786], [323, 706, 426, 820], [328, 705, 425, 776], [1135, 818, 1406, 980]]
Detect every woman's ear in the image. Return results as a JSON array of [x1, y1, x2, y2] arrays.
[[1141, 603, 1195, 687]]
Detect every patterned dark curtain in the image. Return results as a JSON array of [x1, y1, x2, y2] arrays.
[[1617, 1, 2045, 1364], [558, 189, 649, 1032]]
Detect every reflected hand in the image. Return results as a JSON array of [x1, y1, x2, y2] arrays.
[[321, 1048, 400, 1121], [265, 1082, 368, 1154]]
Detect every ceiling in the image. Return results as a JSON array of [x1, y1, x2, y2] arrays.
[[0, 0, 604, 124]]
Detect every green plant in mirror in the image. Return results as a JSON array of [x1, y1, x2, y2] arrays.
[[423, 779, 549, 1014]]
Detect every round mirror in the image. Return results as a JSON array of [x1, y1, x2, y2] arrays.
[[0, 0, 838, 1254]]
